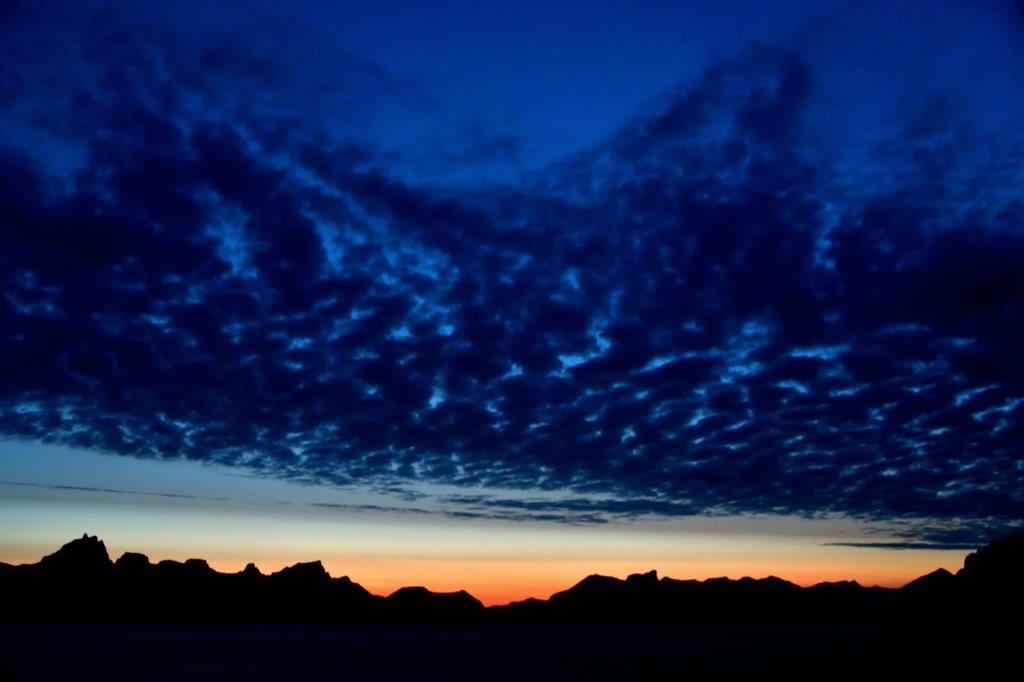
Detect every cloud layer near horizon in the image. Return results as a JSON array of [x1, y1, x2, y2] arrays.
[[1, 3, 1022, 539]]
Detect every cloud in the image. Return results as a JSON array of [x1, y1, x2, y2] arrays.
[[0, 4, 1022, 540], [309, 501, 607, 525], [0, 480, 228, 502], [310, 502, 435, 516], [831, 518, 1024, 549], [822, 542, 980, 551]]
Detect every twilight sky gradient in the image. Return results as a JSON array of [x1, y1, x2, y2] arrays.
[[1, 0, 1023, 604]]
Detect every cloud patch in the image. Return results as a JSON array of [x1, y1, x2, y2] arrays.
[[0, 6, 1022, 540]]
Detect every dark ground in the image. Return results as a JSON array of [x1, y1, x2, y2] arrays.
[[1, 622, 1021, 681]]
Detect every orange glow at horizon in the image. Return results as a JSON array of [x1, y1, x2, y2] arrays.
[[0, 537, 969, 606], [0, 444, 975, 607]]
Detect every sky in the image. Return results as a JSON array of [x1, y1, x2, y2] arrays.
[[1, 0, 1023, 605]]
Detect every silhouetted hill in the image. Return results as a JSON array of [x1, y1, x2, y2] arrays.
[[959, 530, 1024, 594], [37, 533, 110, 574], [386, 586, 485, 623], [492, 571, 896, 624], [901, 567, 955, 592], [2, 531, 1022, 625]]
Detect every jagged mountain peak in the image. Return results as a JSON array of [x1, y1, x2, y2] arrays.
[[38, 533, 110, 572]]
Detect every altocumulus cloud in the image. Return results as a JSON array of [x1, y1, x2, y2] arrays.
[[1, 3, 1022, 541]]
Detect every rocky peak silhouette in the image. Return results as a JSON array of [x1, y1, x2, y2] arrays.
[[114, 552, 151, 571], [183, 558, 214, 574], [625, 569, 658, 586], [38, 533, 111, 573], [240, 563, 263, 577], [958, 530, 1024, 582], [901, 567, 955, 592], [271, 560, 330, 583], [386, 586, 485, 623]]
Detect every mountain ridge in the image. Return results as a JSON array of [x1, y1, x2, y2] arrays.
[[2, 531, 1021, 624]]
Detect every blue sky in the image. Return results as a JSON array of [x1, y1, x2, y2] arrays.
[[1, 0, 1023, 597]]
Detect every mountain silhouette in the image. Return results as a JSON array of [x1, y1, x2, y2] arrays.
[[901, 567, 955, 591], [386, 586, 486, 623], [2, 531, 1022, 625], [37, 533, 111, 575], [959, 531, 1024, 589]]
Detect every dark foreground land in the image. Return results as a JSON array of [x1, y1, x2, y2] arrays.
[[2, 621, 1022, 681], [2, 531, 1022, 679]]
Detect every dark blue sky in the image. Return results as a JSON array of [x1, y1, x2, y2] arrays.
[[1, 0, 1023, 548]]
